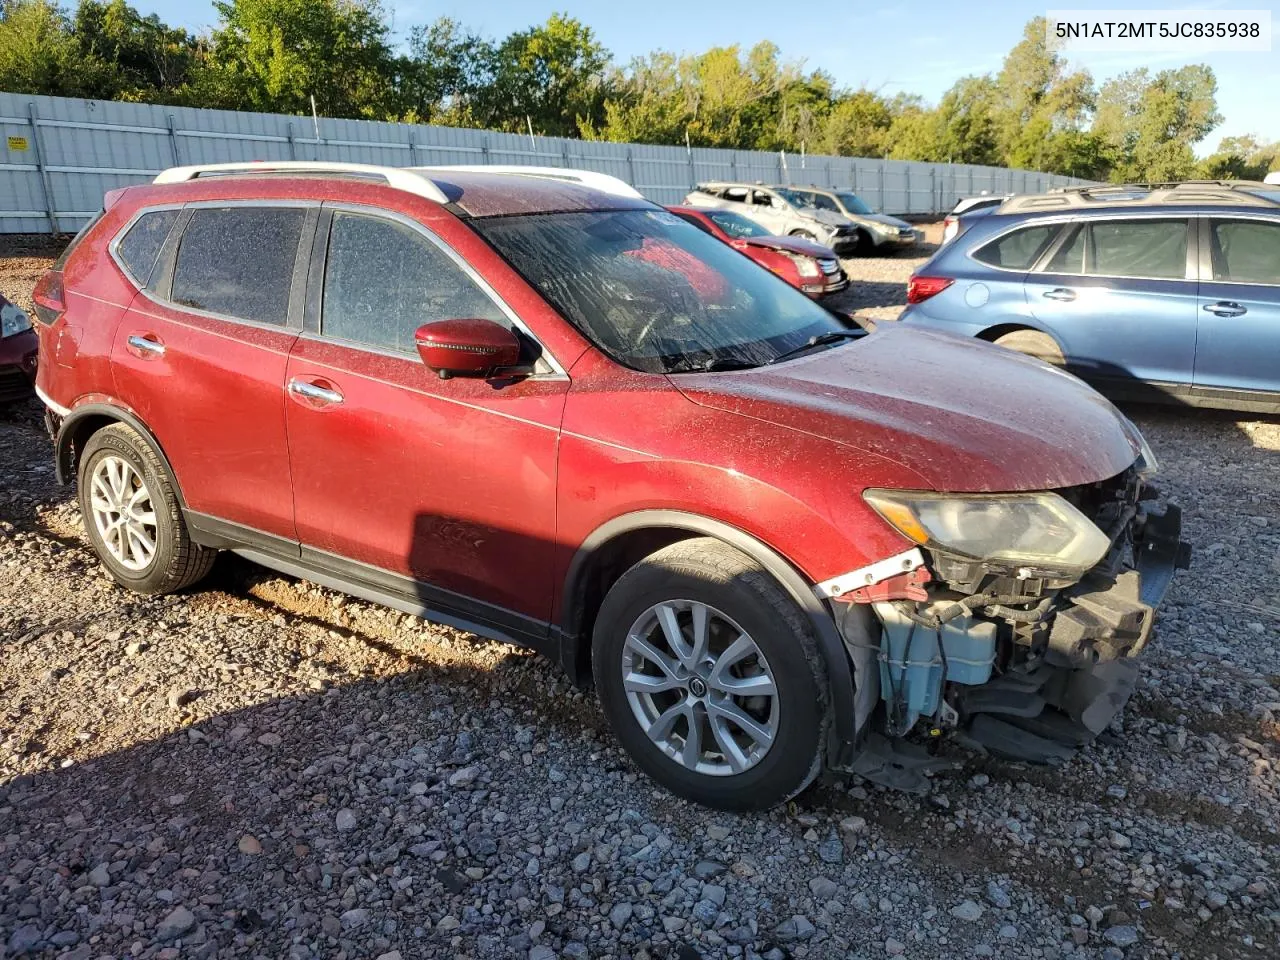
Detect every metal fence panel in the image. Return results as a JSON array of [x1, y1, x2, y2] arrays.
[[0, 92, 1093, 233]]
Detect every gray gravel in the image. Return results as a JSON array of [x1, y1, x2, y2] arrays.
[[2, 238, 1279, 959]]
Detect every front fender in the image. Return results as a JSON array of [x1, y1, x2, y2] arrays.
[[562, 507, 865, 756]]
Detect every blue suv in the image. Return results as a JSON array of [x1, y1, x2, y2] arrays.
[[899, 181, 1280, 414]]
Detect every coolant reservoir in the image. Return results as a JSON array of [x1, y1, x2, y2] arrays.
[[872, 602, 998, 732]]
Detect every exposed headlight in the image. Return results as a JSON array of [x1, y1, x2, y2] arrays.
[[788, 255, 820, 277], [1, 302, 31, 338], [863, 489, 1112, 576]]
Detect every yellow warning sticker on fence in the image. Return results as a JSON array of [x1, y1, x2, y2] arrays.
[[7, 136, 29, 151]]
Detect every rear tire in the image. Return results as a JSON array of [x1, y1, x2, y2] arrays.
[[78, 423, 216, 595], [993, 329, 1066, 366], [591, 538, 828, 810]]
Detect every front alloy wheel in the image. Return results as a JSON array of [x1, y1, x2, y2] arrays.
[[622, 600, 779, 776], [593, 538, 828, 810]]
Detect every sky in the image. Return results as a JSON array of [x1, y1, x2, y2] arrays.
[[134, 0, 1279, 155]]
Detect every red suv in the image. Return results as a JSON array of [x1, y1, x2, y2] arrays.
[[33, 162, 1188, 809], [664, 206, 848, 298]]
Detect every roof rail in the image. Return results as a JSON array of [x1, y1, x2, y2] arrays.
[[417, 165, 644, 199], [1000, 179, 1279, 213], [154, 161, 451, 203]]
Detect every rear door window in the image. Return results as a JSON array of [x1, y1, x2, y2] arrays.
[[973, 224, 1057, 270], [1088, 219, 1188, 280], [116, 209, 180, 286], [320, 211, 510, 355], [170, 206, 305, 325], [1210, 219, 1280, 284]]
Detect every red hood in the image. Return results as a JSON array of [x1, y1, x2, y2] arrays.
[[670, 325, 1142, 492], [741, 235, 834, 259]]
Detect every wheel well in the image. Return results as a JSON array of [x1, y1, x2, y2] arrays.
[[57, 413, 117, 482], [55, 408, 182, 506], [566, 527, 699, 682], [977, 322, 1040, 343]]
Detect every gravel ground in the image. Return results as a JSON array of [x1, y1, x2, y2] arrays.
[[2, 234, 1279, 960]]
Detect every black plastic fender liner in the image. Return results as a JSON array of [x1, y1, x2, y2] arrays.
[[53, 402, 183, 501], [563, 510, 862, 754]]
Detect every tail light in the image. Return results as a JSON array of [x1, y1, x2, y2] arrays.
[[942, 217, 959, 244], [32, 270, 66, 326], [906, 275, 954, 304]]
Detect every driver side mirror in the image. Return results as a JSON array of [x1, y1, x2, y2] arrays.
[[414, 318, 521, 380]]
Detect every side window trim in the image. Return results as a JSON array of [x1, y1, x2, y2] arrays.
[[150, 200, 319, 332], [313, 202, 567, 379]]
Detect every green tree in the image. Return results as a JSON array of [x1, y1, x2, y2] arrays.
[[1094, 65, 1222, 180], [396, 17, 492, 124], [1197, 134, 1279, 179], [994, 17, 1096, 170], [474, 13, 608, 137], [0, 0, 114, 97], [73, 0, 197, 100], [813, 89, 893, 157], [193, 0, 397, 119]]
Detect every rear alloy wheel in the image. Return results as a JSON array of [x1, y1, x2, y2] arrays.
[[993, 329, 1066, 366], [592, 538, 828, 810], [78, 423, 216, 594]]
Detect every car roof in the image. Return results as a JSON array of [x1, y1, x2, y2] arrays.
[[995, 180, 1280, 215], [148, 162, 653, 218]]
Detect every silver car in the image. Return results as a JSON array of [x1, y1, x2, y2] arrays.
[[786, 186, 924, 254], [684, 182, 863, 256]]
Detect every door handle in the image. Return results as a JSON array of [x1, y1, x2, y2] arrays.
[[287, 377, 344, 406], [126, 334, 165, 358], [1042, 288, 1077, 302], [1203, 301, 1247, 318]]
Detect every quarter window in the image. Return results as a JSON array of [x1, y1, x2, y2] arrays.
[[1211, 220, 1280, 284], [117, 209, 179, 286], [973, 225, 1057, 270], [1089, 219, 1187, 280], [171, 207, 304, 325], [321, 212, 508, 355]]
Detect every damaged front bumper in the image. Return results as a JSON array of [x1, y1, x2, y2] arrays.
[[829, 473, 1191, 789]]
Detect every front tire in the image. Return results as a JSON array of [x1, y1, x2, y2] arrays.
[[78, 423, 216, 594], [592, 538, 828, 810]]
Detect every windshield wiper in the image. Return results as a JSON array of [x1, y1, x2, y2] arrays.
[[768, 331, 863, 365]]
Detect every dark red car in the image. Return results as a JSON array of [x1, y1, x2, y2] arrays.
[[33, 162, 1186, 810], [0, 292, 38, 403], [666, 205, 848, 297]]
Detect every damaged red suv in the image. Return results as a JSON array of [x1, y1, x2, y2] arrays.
[[34, 163, 1189, 809]]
